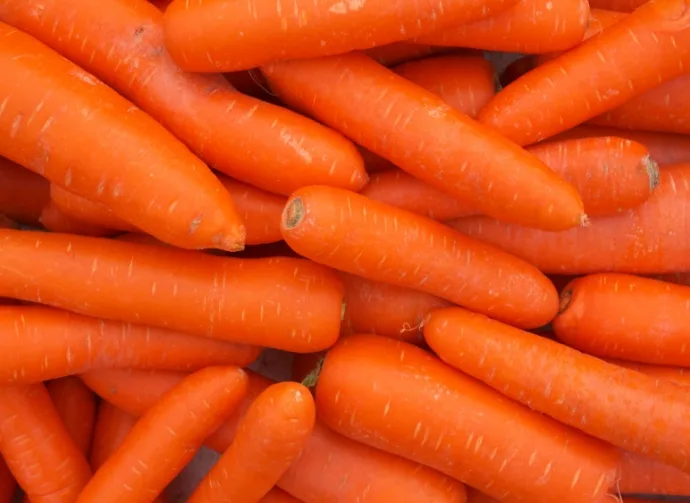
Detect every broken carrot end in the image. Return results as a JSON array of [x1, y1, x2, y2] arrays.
[[282, 197, 304, 230]]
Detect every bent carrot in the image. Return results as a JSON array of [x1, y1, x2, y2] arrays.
[[0, 158, 49, 227], [316, 334, 618, 503], [0, 230, 344, 353], [47, 377, 97, 456], [448, 163, 690, 274], [364, 43, 454, 67], [0, 457, 15, 503], [76, 366, 248, 503], [281, 185, 558, 329], [589, 0, 650, 11], [424, 306, 690, 474], [89, 402, 138, 471], [478, 0, 690, 145], [263, 52, 586, 231], [50, 186, 137, 234], [39, 201, 116, 238], [260, 488, 302, 503]]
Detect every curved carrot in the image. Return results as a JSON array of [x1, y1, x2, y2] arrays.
[[0, 158, 49, 227], [448, 163, 690, 274], [0, 229, 344, 353], [0, 22, 244, 251], [316, 334, 618, 503], [50, 185, 138, 234], [424, 306, 690, 474], [281, 185, 558, 329], [89, 402, 139, 471], [76, 366, 248, 503], [47, 377, 97, 456], [418, 0, 590, 53], [259, 488, 302, 503], [189, 382, 315, 503], [39, 201, 116, 238], [0, 383, 92, 503], [478, 0, 690, 146], [364, 43, 454, 67], [263, 52, 586, 231], [589, 0, 649, 11], [0, 457, 16, 503]]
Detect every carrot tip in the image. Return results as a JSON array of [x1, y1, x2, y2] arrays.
[[579, 213, 590, 228], [643, 155, 661, 191], [283, 197, 304, 230], [558, 288, 574, 315]]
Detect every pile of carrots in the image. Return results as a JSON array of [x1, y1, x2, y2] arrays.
[[0, 0, 689, 501]]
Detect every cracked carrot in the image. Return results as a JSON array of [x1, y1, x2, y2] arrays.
[[0, 157, 48, 228]]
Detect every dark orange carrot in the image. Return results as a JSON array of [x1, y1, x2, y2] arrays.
[[364, 43, 455, 67], [259, 488, 302, 503], [0, 457, 15, 503], [40, 200, 118, 237], [0, 157, 49, 227], [611, 360, 690, 385], [589, 0, 649, 11], [47, 377, 97, 456], [281, 185, 558, 329], [50, 185, 138, 233], [90, 401, 138, 470]]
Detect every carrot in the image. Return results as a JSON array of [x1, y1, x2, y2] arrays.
[[611, 360, 690, 385], [589, 0, 650, 11], [449, 163, 690, 274], [316, 334, 619, 502], [39, 201, 116, 238], [392, 56, 496, 117], [50, 185, 137, 234], [0, 457, 16, 503], [47, 377, 97, 456], [478, 0, 690, 146], [2, 0, 367, 198], [424, 306, 690, 474], [259, 488, 302, 503], [364, 43, 455, 67], [617, 449, 690, 496], [417, 0, 590, 54], [263, 52, 586, 231], [0, 157, 49, 227], [76, 366, 248, 503], [281, 185, 558, 329], [0, 383, 92, 502], [0, 229, 344, 353], [89, 402, 139, 471]]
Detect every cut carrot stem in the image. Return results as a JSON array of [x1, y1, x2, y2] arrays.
[[364, 43, 454, 67], [0, 157, 49, 228], [263, 52, 586, 231], [0, 457, 15, 503], [259, 488, 302, 503], [424, 306, 690, 475], [589, 0, 649, 12], [50, 185, 138, 233], [40, 201, 117, 237], [89, 402, 139, 471], [0, 229, 344, 353], [47, 377, 97, 456], [316, 334, 618, 503]]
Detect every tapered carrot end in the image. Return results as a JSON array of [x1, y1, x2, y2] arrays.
[[283, 197, 304, 230], [558, 288, 574, 315], [643, 155, 661, 192], [214, 225, 247, 253], [579, 213, 590, 227]]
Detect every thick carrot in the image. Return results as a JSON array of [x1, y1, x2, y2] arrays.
[[263, 52, 586, 231], [260, 488, 302, 503], [0, 383, 91, 502], [39, 201, 116, 238], [418, 0, 590, 53], [281, 185, 558, 329], [0, 22, 244, 251], [589, 0, 650, 11], [76, 366, 248, 503], [89, 402, 139, 471], [188, 382, 315, 503], [47, 377, 97, 456], [50, 186, 137, 234], [478, 0, 690, 146], [0, 457, 15, 503], [424, 306, 690, 474], [0, 0, 367, 198], [0, 229, 344, 353], [0, 157, 49, 227], [449, 163, 690, 274], [316, 334, 619, 502], [364, 43, 454, 67]]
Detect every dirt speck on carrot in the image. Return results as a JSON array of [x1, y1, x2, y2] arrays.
[[283, 198, 304, 230], [644, 156, 660, 191]]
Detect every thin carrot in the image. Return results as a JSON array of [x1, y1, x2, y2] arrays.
[[49, 185, 137, 234], [263, 52, 586, 231], [0, 229, 344, 353], [0, 383, 92, 503], [417, 0, 590, 54], [478, 0, 690, 146], [89, 402, 139, 471], [47, 377, 97, 456], [0, 457, 15, 503], [259, 488, 302, 503], [281, 185, 558, 329], [0, 157, 49, 227], [364, 43, 455, 67], [589, 0, 650, 11], [316, 334, 619, 502], [39, 201, 116, 238], [448, 163, 690, 274], [424, 306, 690, 474], [0, 0, 368, 198]]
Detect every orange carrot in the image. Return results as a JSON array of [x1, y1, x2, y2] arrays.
[[76, 366, 248, 503], [617, 448, 690, 496], [364, 43, 455, 67], [478, 0, 690, 146], [316, 334, 619, 503], [589, 0, 650, 11], [263, 52, 586, 231], [47, 377, 97, 456], [466, 488, 500, 503], [448, 163, 690, 274], [50, 185, 137, 234], [424, 306, 690, 474], [89, 402, 138, 471], [259, 488, 302, 503], [418, 0, 590, 53], [0, 0, 367, 198], [0, 229, 344, 353], [611, 360, 690, 385], [0, 157, 49, 227], [281, 185, 558, 329], [0, 457, 15, 503], [39, 201, 116, 238]]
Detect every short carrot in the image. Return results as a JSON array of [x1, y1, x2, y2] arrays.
[[0, 229, 344, 353], [0, 157, 49, 228], [316, 334, 619, 503], [188, 382, 316, 503], [263, 52, 586, 231], [364, 43, 454, 67], [49, 185, 137, 234], [417, 0, 590, 54], [0, 0, 368, 198], [0, 457, 15, 503], [89, 402, 139, 471], [39, 201, 116, 238], [589, 0, 650, 11], [478, 0, 690, 146], [281, 185, 558, 329], [0, 383, 92, 503], [259, 488, 302, 503], [424, 306, 690, 474], [47, 377, 97, 456], [75, 366, 248, 503]]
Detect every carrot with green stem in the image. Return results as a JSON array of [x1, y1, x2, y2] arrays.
[[281, 185, 558, 329], [0, 457, 15, 503], [263, 52, 586, 231], [47, 377, 97, 456], [291, 352, 326, 383], [39, 201, 116, 238], [478, 0, 690, 146], [0, 158, 49, 228]]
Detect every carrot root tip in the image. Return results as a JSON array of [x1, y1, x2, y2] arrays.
[[283, 197, 304, 230], [301, 356, 326, 389], [558, 288, 574, 315], [579, 213, 590, 228], [643, 155, 661, 191]]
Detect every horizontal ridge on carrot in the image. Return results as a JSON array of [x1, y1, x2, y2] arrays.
[[0, 158, 49, 228]]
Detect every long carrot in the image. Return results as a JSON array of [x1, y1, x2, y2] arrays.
[[448, 163, 690, 274], [0, 0, 368, 198], [589, 0, 650, 11], [364, 43, 455, 67], [417, 0, 590, 53], [0, 457, 15, 503], [316, 334, 619, 502], [47, 377, 97, 456], [424, 306, 690, 474], [0, 383, 92, 503], [0, 157, 49, 227], [50, 185, 137, 234], [0, 22, 245, 251], [478, 0, 690, 146], [260, 488, 302, 503], [39, 201, 116, 238], [263, 52, 586, 231], [89, 402, 139, 471], [281, 185, 558, 329], [76, 366, 248, 503], [188, 382, 315, 503], [0, 229, 344, 353]]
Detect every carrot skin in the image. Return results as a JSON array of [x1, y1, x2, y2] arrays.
[[617, 448, 690, 495], [0, 457, 16, 503], [49, 185, 138, 233], [39, 201, 117, 238], [259, 488, 303, 503], [0, 158, 49, 227], [89, 402, 139, 471], [47, 377, 97, 456], [281, 185, 558, 329]]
